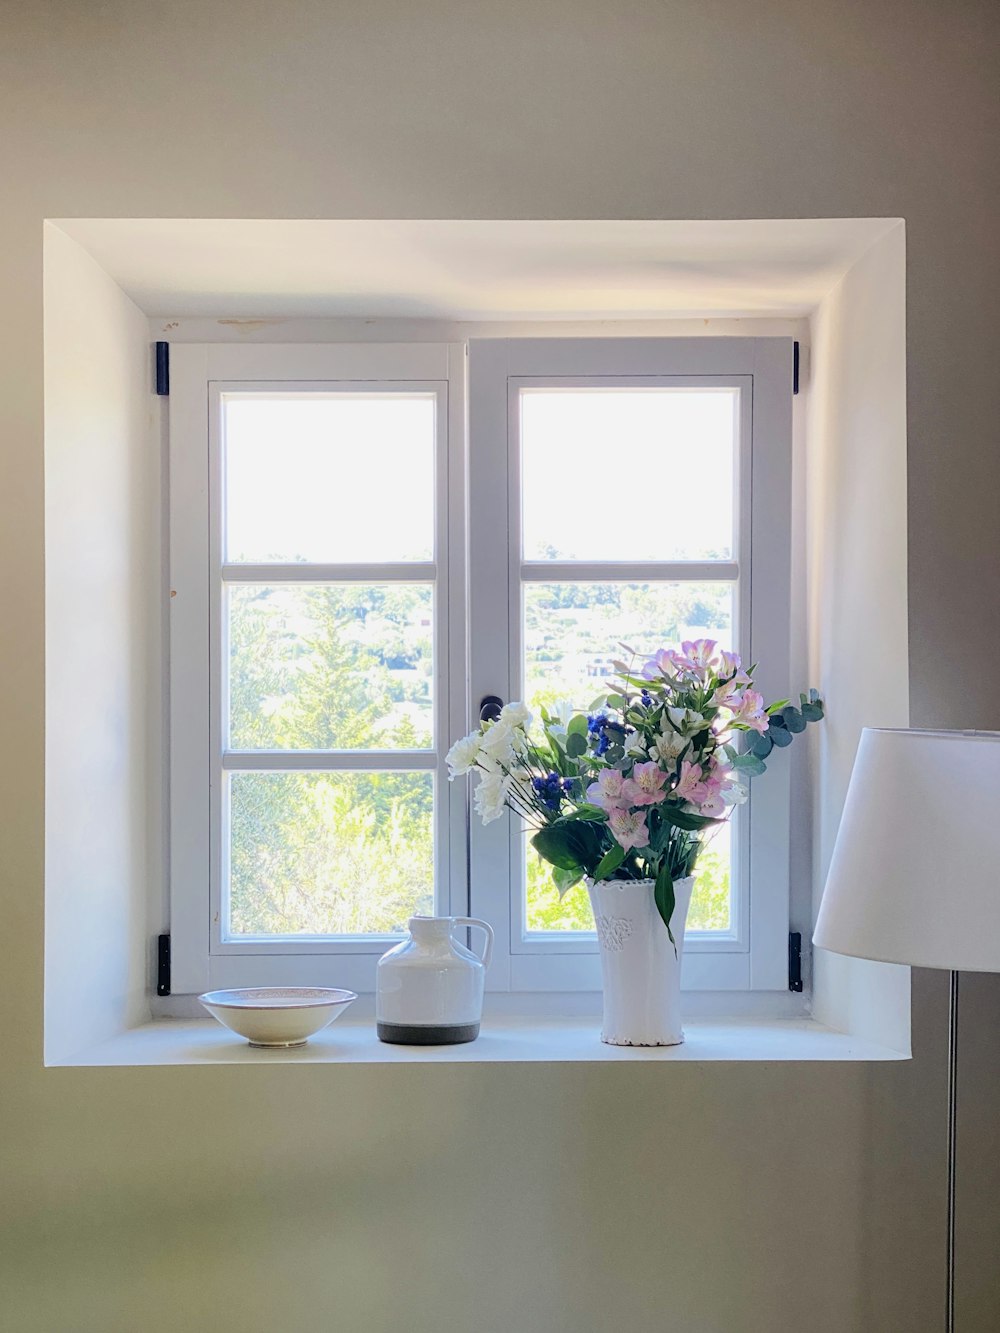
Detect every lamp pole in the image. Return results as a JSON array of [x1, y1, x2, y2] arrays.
[[945, 970, 959, 1333]]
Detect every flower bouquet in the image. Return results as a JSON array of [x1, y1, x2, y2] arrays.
[[448, 640, 823, 1046], [448, 640, 823, 940]]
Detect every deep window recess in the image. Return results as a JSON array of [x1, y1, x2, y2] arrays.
[[168, 338, 793, 995]]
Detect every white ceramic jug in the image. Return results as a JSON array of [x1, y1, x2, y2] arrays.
[[376, 915, 494, 1045]]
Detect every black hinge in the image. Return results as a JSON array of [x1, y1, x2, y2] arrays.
[[156, 934, 171, 996], [792, 341, 800, 395], [155, 341, 170, 396], [788, 931, 803, 992]]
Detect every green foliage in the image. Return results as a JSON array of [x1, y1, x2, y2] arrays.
[[228, 584, 434, 936]]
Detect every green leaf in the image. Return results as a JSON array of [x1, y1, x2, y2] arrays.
[[552, 865, 583, 897], [801, 702, 824, 722], [531, 820, 601, 873], [565, 731, 587, 758], [769, 725, 793, 747], [531, 825, 584, 872], [605, 744, 624, 762], [782, 706, 807, 734], [593, 843, 626, 880], [654, 862, 677, 946], [731, 752, 767, 777], [567, 714, 589, 738], [749, 731, 774, 758], [574, 804, 607, 821], [605, 693, 626, 711], [766, 699, 791, 715], [659, 803, 721, 832]]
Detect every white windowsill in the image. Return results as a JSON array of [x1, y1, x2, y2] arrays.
[[53, 1014, 908, 1066]]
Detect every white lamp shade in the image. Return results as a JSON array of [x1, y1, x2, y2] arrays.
[[814, 728, 1000, 973]]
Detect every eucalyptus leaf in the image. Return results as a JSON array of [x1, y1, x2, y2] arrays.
[[782, 706, 807, 734], [605, 693, 626, 711], [567, 714, 589, 738], [731, 752, 767, 777], [769, 725, 794, 747], [565, 731, 587, 758], [749, 731, 774, 758]]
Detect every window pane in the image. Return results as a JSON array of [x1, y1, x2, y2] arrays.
[[522, 580, 735, 934], [224, 393, 435, 563], [521, 388, 736, 562], [227, 770, 434, 937], [523, 581, 734, 716], [228, 584, 434, 751]]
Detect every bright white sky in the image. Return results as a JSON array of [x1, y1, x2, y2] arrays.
[[521, 389, 736, 561], [223, 387, 736, 565]]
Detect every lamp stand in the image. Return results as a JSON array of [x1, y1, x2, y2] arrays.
[[946, 969, 959, 1333]]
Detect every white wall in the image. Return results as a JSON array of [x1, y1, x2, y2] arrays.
[[2, 2, 998, 1330], [806, 224, 912, 1048], [43, 225, 160, 1060]]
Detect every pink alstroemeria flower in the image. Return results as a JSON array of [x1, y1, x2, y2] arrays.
[[586, 767, 639, 810], [677, 639, 720, 674], [729, 688, 769, 734], [640, 646, 684, 681], [606, 806, 649, 851], [629, 760, 669, 805], [674, 759, 707, 803]]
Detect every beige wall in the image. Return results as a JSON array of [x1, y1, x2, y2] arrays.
[[1, 2, 998, 1330]]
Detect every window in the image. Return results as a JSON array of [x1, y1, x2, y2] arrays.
[[169, 338, 792, 995]]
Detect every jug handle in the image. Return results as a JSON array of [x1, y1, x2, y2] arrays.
[[453, 917, 494, 970]]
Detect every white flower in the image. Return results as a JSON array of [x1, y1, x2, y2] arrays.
[[649, 729, 688, 766], [446, 730, 482, 778], [474, 771, 509, 823], [500, 701, 532, 729], [478, 719, 517, 769], [667, 706, 706, 735], [624, 729, 648, 756]]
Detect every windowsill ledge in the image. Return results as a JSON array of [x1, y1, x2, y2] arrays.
[[51, 1015, 908, 1066]]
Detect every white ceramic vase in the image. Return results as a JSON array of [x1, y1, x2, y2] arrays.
[[376, 915, 494, 1045], [586, 876, 695, 1047]]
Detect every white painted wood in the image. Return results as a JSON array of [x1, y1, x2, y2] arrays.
[[468, 337, 793, 993], [521, 560, 740, 583], [168, 345, 213, 994], [221, 750, 437, 770], [169, 343, 459, 992], [223, 561, 437, 583]]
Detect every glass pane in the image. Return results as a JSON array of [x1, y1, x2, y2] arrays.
[[227, 770, 434, 937], [522, 581, 735, 933], [523, 581, 734, 716], [224, 393, 435, 563], [228, 584, 434, 751], [521, 388, 736, 562]]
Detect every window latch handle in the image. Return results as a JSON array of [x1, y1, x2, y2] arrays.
[[479, 695, 504, 723]]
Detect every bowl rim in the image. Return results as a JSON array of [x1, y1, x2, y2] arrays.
[[199, 986, 358, 1011]]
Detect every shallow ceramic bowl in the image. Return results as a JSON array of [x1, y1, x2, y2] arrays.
[[199, 987, 358, 1047]]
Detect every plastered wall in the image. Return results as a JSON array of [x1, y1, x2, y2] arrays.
[[1, 2, 998, 1330]]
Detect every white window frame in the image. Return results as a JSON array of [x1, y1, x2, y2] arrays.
[[467, 338, 793, 993], [168, 337, 793, 997], [168, 343, 467, 994]]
